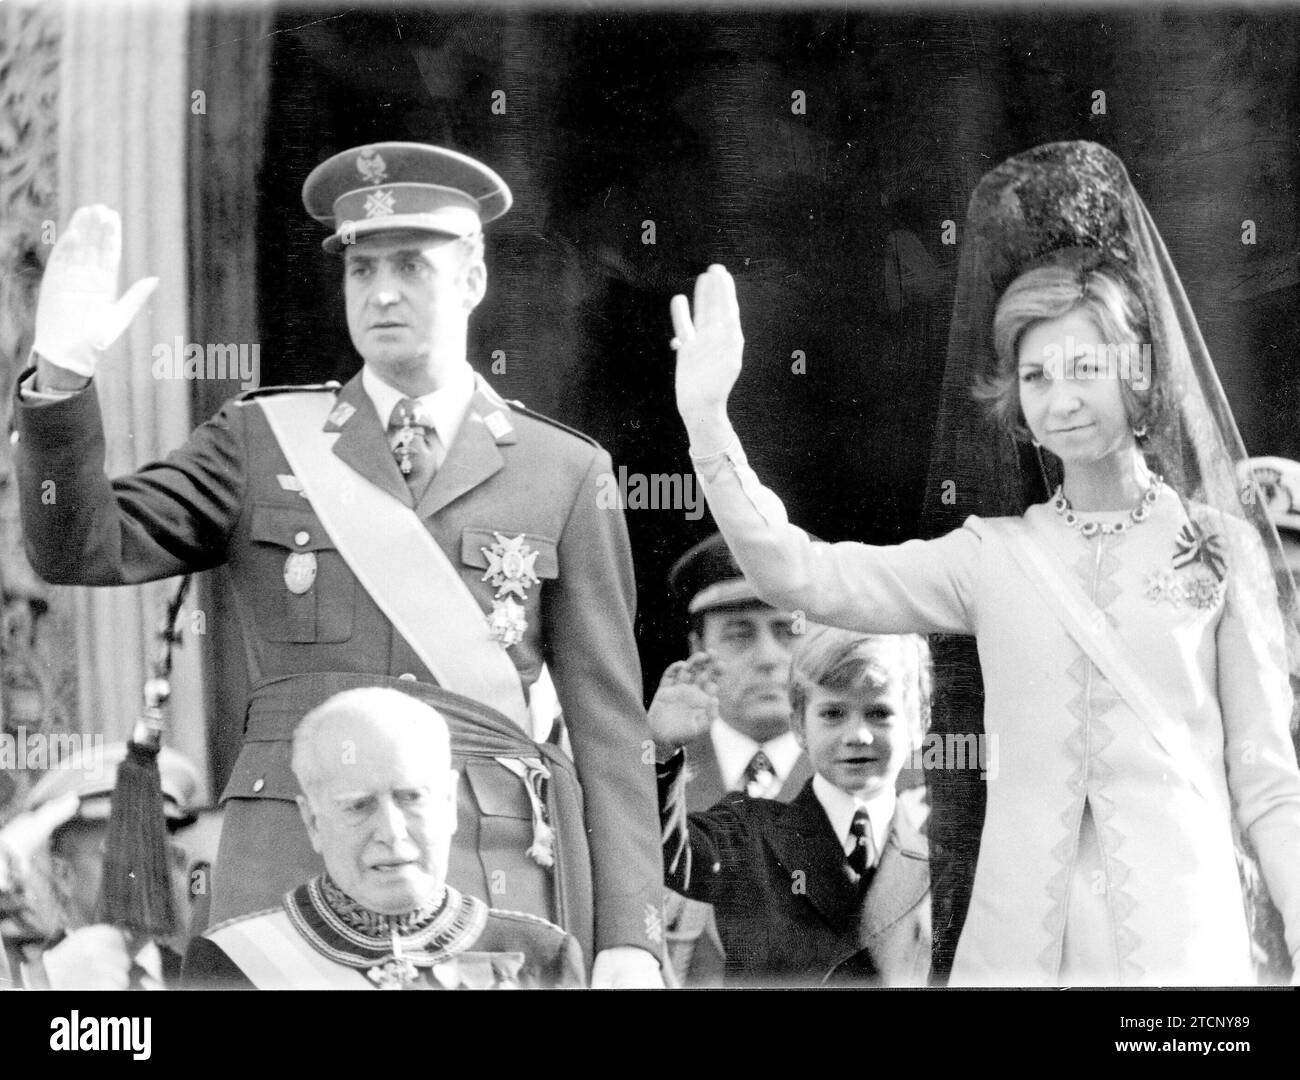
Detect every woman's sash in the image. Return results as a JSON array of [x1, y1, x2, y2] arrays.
[[986, 517, 1218, 805]]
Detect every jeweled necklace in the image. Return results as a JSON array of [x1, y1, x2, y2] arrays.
[[1051, 476, 1163, 538]]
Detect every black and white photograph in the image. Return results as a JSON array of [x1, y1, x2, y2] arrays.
[[0, 0, 1298, 1058]]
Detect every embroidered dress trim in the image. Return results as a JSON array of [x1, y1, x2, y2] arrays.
[[1037, 531, 1143, 981], [283, 875, 489, 970]]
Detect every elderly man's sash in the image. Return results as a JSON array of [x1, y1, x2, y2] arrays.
[[257, 393, 529, 728], [208, 910, 373, 989], [207, 881, 543, 989]]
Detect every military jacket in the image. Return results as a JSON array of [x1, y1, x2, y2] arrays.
[[14, 369, 663, 958]]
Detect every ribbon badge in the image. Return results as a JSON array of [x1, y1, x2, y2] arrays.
[[481, 533, 541, 648]]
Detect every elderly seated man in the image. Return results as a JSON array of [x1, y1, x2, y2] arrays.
[[185, 687, 584, 988]]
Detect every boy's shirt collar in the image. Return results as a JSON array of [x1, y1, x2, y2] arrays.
[[710, 719, 802, 793], [812, 773, 895, 865]]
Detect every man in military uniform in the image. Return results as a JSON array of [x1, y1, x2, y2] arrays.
[[187, 688, 585, 988], [1, 743, 199, 988], [1244, 456, 1300, 584], [15, 142, 663, 986], [653, 533, 810, 984]]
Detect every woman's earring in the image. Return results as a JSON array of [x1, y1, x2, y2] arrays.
[[1032, 439, 1041, 448], [1033, 443, 1051, 494], [1132, 424, 1148, 439]]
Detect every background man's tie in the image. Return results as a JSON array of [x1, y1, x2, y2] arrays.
[[741, 749, 779, 799], [388, 398, 440, 498]]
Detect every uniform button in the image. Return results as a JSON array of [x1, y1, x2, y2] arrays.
[[294, 531, 310, 546], [251, 778, 265, 793], [398, 673, 417, 682]]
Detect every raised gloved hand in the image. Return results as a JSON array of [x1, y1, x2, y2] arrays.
[[671, 264, 745, 455], [33, 204, 158, 378], [0, 792, 79, 897]]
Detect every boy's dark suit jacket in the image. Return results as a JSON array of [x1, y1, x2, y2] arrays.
[[661, 761, 930, 986], [664, 734, 812, 986]]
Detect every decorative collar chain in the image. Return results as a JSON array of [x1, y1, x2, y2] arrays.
[[283, 874, 489, 978], [1051, 476, 1163, 538]]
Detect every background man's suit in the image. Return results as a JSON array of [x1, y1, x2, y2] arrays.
[[14, 367, 664, 961], [679, 732, 812, 812]]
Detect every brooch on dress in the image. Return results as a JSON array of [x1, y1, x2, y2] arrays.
[[1144, 520, 1227, 611], [481, 533, 542, 648]]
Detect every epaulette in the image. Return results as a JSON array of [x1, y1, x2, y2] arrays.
[[505, 399, 599, 448], [235, 382, 342, 403]]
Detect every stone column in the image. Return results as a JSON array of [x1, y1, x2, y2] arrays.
[[58, 0, 206, 797]]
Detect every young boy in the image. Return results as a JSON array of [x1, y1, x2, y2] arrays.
[[650, 624, 932, 986]]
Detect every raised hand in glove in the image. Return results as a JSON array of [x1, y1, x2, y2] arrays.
[[33, 204, 158, 381]]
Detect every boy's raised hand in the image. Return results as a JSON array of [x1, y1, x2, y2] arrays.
[[33, 205, 158, 380], [671, 264, 744, 449], [647, 651, 721, 757]]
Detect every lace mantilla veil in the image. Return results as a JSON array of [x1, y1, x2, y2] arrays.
[[917, 141, 1300, 980]]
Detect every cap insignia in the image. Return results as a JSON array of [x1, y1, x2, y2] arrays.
[[356, 149, 387, 185], [364, 189, 396, 218]]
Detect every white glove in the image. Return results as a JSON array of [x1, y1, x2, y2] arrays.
[[0, 792, 79, 895], [33, 204, 158, 378], [590, 946, 665, 989], [41, 925, 132, 990]]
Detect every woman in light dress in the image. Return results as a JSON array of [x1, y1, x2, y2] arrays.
[[669, 142, 1300, 985]]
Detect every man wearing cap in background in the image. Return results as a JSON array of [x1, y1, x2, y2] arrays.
[[1244, 457, 1300, 587], [652, 532, 811, 984], [666, 533, 812, 808], [14, 142, 664, 986], [0, 743, 198, 988]]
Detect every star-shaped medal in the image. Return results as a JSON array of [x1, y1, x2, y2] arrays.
[[480, 532, 542, 599]]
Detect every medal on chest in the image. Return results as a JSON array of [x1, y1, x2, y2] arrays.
[[480, 533, 542, 648], [283, 551, 317, 594], [366, 931, 422, 989], [392, 419, 421, 476]]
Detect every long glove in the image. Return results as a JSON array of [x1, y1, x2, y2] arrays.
[[33, 204, 158, 378]]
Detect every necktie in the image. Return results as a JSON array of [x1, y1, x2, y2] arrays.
[[741, 749, 779, 798], [848, 808, 876, 887], [388, 398, 439, 497]]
